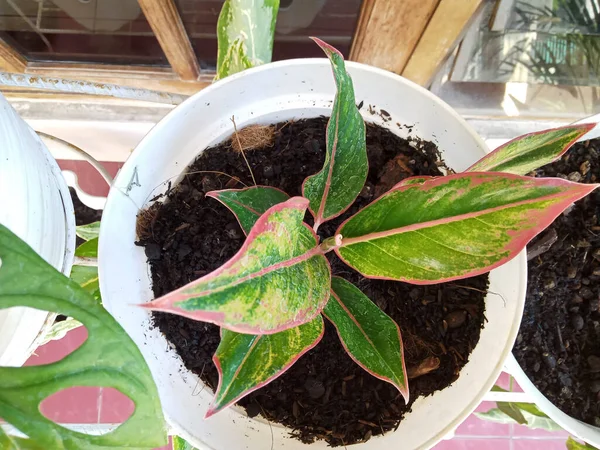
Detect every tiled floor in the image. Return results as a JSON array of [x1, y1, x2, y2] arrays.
[[24, 327, 571, 450]]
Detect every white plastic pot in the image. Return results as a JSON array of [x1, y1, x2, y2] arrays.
[[0, 93, 75, 367], [505, 113, 600, 448], [99, 59, 527, 449]]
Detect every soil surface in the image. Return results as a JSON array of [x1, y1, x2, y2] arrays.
[[514, 138, 600, 426], [138, 117, 489, 446]]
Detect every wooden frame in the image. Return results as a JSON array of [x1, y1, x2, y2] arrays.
[[0, 37, 26, 73]]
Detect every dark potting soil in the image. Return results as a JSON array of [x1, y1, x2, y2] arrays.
[[138, 117, 489, 446], [514, 138, 600, 426]]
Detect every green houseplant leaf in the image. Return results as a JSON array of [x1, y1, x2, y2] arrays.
[[335, 173, 597, 283], [215, 0, 280, 80], [302, 38, 368, 231], [37, 318, 82, 347], [0, 224, 166, 449], [142, 197, 331, 334], [74, 237, 98, 258], [208, 316, 324, 417], [467, 123, 594, 175], [324, 277, 408, 401], [207, 186, 289, 235], [75, 221, 100, 241], [70, 265, 100, 302], [172, 436, 199, 450], [567, 437, 599, 449]]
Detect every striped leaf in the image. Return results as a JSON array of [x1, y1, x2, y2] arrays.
[[302, 38, 367, 231], [142, 197, 331, 334], [215, 0, 280, 80], [336, 173, 597, 283], [172, 436, 198, 450], [75, 221, 100, 241], [207, 186, 289, 235], [467, 123, 594, 175], [70, 265, 100, 302], [325, 277, 408, 401], [208, 316, 324, 417]]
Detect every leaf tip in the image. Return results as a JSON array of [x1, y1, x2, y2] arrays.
[[310, 37, 343, 59]]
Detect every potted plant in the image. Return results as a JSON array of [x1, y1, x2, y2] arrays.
[[506, 117, 600, 447], [96, 4, 597, 450]]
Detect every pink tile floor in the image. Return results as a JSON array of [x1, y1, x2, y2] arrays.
[[25, 328, 571, 450]]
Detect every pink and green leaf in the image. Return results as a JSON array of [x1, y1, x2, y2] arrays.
[[467, 123, 595, 175], [142, 197, 331, 334], [324, 277, 408, 401], [336, 172, 598, 283], [207, 186, 289, 235], [207, 315, 324, 417], [302, 38, 367, 231]]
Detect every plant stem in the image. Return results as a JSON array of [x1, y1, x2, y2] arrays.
[[319, 234, 342, 253]]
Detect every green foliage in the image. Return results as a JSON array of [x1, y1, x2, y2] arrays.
[[468, 124, 594, 175], [74, 237, 98, 258], [143, 197, 331, 334], [302, 38, 368, 230], [0, 225, 166, 449], [325, 277, 408, 400], [172, 436, 199, 450], [476, 401, 562, 431], [566, 437, 599, 449], [70, 265, 100, 302], [75, 221, 100, 241], [207, 186, 289, 235], [209, 316, 323, 416], [215, 0, 280, 80], [336, 173, 595, 282]]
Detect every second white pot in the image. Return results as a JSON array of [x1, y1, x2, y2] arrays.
[[99, 59, 526, 449]]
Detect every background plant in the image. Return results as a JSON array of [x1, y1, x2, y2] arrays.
[[145, 38, 597, 416]]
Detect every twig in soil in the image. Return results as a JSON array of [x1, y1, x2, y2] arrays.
[[448, 284, 507, 307], [556, 324, 566, 353], [527, 228, 558, 261], [254, 400, 274, 450], [407, 356, 441, 379], [231, 116, 257, 186], [136, 205, 158, 240]]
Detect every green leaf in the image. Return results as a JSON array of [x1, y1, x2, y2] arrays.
[[324, 277, 408, 401], [74, 237, 98, 258], [38, 318, 82, 347], [207, 186, 289, 235], [302, 38, 367, 231], [336, 172, 597, 283], [208, 315, 324, 417], [70, 265, 100, 303], [475, 402, 562, 431], [173, 436, 199, 450], [0, 426, 43, 450], [75, 221, 100, 242], [497, 402, 528, 425], [143, 197, 331, 334], [0, 224, 167, 450], [467, 123, 594, 175], [567, 437, 599, 449], [215, 0, 280, 80]]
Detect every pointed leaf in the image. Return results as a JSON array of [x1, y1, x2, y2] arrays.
[[70, 265, 100, 303], [567, 437, 599, 450], [0, 225, 166, 449], [38, 318, 82, 347], [142, 197, 331, 334], [173, 436, 199, 450], [215, 0, 279, 80], [302, 38, 367, 230], [336, 172, 598, 283], [324, 277, 408, 401], [75, 221, 100, 241], [467, 123, 595, 175], [74, 237, 98, 258], [208, 316, 324, 417], [497, 402, 528, 425], [207, 186, 289, 235]]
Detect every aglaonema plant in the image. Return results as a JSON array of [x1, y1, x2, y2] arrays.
[[143, 38, 598, 417]]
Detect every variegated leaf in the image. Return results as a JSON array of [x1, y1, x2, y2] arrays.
[[215, 0, 279, 80], [208, 316, 324, 417], [325, 277, 408, 401], [172, 436, 198, 450], [302, 38, 367, 231], [467, 123, 595, 175], [75, 221, 100, 241], [566, 437, 598, 450], [336, 173, 597, 283], [207, 186, 289, 235], [70, 265, 100, 303], [74, 237, 98, 258], [142, 197, 331, 334]]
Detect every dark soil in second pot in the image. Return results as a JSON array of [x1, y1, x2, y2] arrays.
[[137, 117, 489, 446], [514, 138, 600, 426]]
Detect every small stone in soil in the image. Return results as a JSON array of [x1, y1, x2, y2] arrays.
[[572, 315, 585, 331], [304, 378, 326, 399], [145, 243, 161, 260]]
